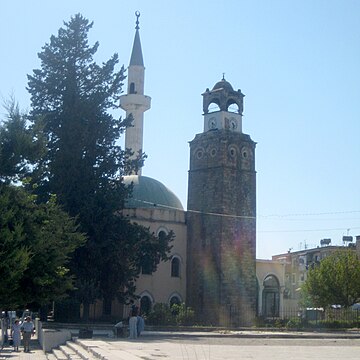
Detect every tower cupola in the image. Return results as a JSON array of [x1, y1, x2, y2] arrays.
[[202, 76, 244, 133]]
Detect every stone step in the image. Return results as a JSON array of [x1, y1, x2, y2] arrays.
[[46, 353, 57, 360], [66, 341, 98, 360], [59, 344, 82, 359], [77, 339, 143, 360], [52, 348, 68, 360]]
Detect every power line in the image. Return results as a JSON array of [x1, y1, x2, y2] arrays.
[[258, 226, 360, 234], [258, 210, 360, 218], [127, 198, 360, 235], [126, 198, 360, 223]]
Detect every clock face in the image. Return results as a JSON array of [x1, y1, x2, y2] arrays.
[[230, 117, 237, 130], [208, 117, 217, 129]]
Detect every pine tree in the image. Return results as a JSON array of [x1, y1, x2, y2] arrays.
[[27, 14, 172, 318], [0, 98, 44, 184]]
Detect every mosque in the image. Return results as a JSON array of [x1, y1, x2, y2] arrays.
[[98, 13, 287, 325]]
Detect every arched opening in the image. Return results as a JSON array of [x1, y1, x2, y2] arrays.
[[129, 82, 136, 94], [171, 257, 180, 277], [141, 259, 153, 275], [158, 230, 167, 240], [262, 275, 280, 317], [169, 295, 181, 308], [227, 102, 239, 113], [140, 295, 152, 315], [207, 101, 220, 113]]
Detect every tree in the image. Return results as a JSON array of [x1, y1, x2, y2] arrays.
[[26, 14, 173, 318], [302, 250, 360, 308], [0, 184, 85, 310], [0, 103, 85, 310], [0, 98, 44, 184]]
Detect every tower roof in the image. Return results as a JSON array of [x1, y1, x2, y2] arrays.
[[202, 77, 245, 115], [129, 12, 144, 66], [212, 78, 234, 92]]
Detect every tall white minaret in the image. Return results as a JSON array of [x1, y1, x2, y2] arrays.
[[120, 11, 151, 175]]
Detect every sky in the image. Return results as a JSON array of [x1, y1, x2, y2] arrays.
[[1, 0, 359, 259]]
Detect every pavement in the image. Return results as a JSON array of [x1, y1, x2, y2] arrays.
[[0, 339, 46, 359], [1, 329, 360, 359]]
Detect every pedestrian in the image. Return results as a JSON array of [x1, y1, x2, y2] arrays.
[[137, 314, 145, 337], [11, 319, 21, 352], [21, 316, 34, 352], [128, 307, 138, 339]]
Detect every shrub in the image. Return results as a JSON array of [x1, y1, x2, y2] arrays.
[[286, 317, 304, 329], [171, 303, 195, 326], [146, 303, 195, 326]]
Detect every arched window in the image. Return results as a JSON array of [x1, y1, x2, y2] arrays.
[[129, 82, 135, 94], [171, 257, 180, 277], [141, 259, 153, 275], [208, 101, 220, 113], [262, 275, 280, 317], [140, 295, 152, 315], [158, 230, 167, 241], [169, 295, 181, 308], [226, 98, 240, 113]]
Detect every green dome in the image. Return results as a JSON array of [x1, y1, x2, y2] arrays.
[[123, 175, 183, 210]]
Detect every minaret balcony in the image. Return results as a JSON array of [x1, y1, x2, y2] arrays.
[[120, 94, 151, 112]]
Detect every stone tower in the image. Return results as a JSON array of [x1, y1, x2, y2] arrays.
[[120, 11, 151, 175], [186, 77, 257, 326]]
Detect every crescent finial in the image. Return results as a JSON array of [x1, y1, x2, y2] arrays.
[[135, 11, 140, 30]]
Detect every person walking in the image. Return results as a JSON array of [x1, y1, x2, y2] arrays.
[[21, 316, 34, 352], [137, 314, 145, 337], [11, 319, 21, 352], [128, 307, 138, 339]]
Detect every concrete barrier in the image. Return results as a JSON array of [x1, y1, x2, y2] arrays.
[[39, 324, 72, 352]]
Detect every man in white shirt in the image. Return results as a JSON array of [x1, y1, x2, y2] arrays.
[[20, 316, 34, 352]]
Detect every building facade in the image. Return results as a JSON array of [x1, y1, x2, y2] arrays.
[[89, 13, 289, 324]]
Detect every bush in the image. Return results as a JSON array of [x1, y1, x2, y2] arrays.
[[146, 303, 174, 326], [171, 303, 195, 326], [146, 303, 195, 326], [286, 317, 305, 329]]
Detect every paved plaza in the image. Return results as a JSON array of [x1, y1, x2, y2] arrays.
[[1, 331, 360, 359], [83, 332, 360, 360]]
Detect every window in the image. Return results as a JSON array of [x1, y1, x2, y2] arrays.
[[171, 257, 180, 277], [170, 295, 181, 308], [292, 273, 296, 285], [130, 82, 135, 94], [140, 296, 152, 315], [158, 230, 167, 241], [141, 259, 153, 275]]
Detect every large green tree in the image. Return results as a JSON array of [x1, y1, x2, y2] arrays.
[[27, 14, 172, 317], [0, 103, 85, 310], [0, 185, 85, 309], [302, 250, 360, 308]]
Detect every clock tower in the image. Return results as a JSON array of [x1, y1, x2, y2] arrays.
[[186, 78, 257, 326]]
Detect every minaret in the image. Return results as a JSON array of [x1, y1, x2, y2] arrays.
[[120, 11, 151, 175]]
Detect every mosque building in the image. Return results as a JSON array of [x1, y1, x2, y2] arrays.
[[107, 13, 287, 325]]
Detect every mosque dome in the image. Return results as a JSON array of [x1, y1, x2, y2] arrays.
[[123, 175, 184, 210], [212, 79, 234, 92]]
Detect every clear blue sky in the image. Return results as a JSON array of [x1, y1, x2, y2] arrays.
[[1, 0, 359, 259]]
